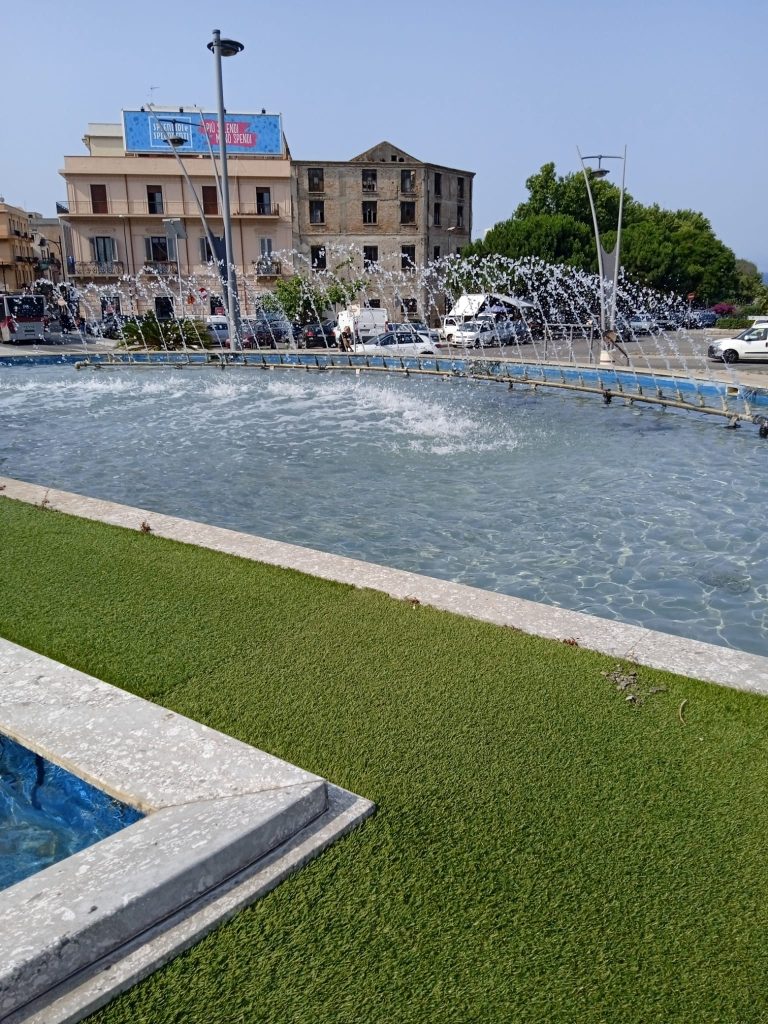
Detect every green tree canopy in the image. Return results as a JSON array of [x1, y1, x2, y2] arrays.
[[465, 163, 744, 303]]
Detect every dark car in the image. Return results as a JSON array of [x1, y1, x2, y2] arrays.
[[240, 316, 294, 349], [687, 309, 718, 329], [300, 320, 338, 348]]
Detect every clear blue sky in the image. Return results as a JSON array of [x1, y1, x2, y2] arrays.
[[4, 0, 766, 269]]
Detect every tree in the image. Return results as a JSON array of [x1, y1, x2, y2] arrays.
[[469, 162, 741, 302]]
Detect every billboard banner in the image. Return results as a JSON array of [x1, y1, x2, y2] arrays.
[[122, 110, 283, 156]]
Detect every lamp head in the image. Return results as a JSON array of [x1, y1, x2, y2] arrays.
[[207, 38, 244, 57]]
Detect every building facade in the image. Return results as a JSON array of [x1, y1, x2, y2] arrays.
[[58, 119, 475, 323], [293, 142, 474, 319], [0, 201, 39, 293], [59, 111, 293, 317]]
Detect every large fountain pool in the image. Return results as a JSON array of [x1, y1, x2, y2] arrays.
[[2, 364, 767, 655]]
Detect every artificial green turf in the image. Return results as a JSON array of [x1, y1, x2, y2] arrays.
[[2, 496, 768, 1023]]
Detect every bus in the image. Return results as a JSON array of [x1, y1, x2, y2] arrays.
[[0, 294, 46, 343]]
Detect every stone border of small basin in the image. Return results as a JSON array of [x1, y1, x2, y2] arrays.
[[0, 636, 374, 1024]]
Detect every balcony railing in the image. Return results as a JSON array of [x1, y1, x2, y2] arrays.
[[251, 259, 282, 277], [142, 261, 175, 276], [69, 261, 125, 278], [59, 199, 282, 217]]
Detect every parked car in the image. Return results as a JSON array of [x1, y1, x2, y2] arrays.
[[627, 313, 657, 336], [206, 316, 230, 347], [649, 309, 685, 331], [452, 318, 517, 348], [240, 315, 295, 349], [300, 320, 338, 348], [687, 309, 719, 329], [390, 321, 441, 344], [354, 331, 439, 356], [707, 325, 768, 363]]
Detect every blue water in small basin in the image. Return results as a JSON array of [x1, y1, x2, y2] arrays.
[[0, 734, 143, 891]]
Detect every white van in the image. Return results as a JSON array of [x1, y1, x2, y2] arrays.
[[336, 305, 389, 345]]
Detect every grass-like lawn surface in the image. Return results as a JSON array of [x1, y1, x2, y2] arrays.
[[2, 496, 768, 1024]]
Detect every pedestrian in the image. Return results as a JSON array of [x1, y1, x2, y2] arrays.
[[340, 326, 353, 352]]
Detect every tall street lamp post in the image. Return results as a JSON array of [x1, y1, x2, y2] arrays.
[[163, 218, 187, 313], [577, 147, 627, 364], [207, 29, 244, 350]]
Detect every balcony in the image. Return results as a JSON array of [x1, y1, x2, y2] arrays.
[[251, 259, 282, 277], [142, 261, 175, 276], [58, 199, 282, 218], [233, 203, 281, 217], [69, 261, 125, 278]]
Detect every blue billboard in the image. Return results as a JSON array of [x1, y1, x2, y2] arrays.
[[122, 110, 283, 156]]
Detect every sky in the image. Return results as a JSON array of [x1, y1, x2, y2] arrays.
[[3, 0, 766, 269]]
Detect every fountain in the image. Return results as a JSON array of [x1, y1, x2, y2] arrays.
[[2, 251, 767, 656], [2, 249, 768, 659]]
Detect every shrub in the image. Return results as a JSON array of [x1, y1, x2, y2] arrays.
[[714, 316, 751, 330], [119, 314, 208, 350]]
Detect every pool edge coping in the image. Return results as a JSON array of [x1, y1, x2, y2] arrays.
[[3, 474, 767, 696], [0, 632, 374, 1023]]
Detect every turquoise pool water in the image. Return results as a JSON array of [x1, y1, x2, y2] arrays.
[[1, 363, 766, 655]]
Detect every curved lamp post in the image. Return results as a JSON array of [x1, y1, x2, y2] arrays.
[[577, 147, 627, 363], [207, 30, 244, 350]]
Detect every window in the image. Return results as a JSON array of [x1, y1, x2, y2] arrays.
[[368, 299, 381, 308], [154, 296, 174, 321], [457, 205, 464, 228], [307, 168, 324, 192], [90, 236, 116, 265], [256, 188, 271, 215], [199, 235, 224, 262], [457, 176, 465, 200], [400, 202, 416, 224], [90, 184, 108, 214], [310, 245, 327, 270], [309, 200, 325, 224], [401, 245, 416, 271], [257, 238, 275, 272], [202, 186, 218, 216], [100, 295, 121, 315], [144, 236, 175, 262], [363, 246, 379, 269], [433, 245, 441, 261], [362, 169, 377, 192], [434, 172, 442, 197], [146, 185, 164, 215], [362, 201, 377, 225], [401, 298, 418, 315], [400, 169, 415, 193], [433, 203, 441, 226]]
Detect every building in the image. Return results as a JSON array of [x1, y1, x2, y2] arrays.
[[58, 109, 294, 317], [58, 117, 475, 324], [28, 213, 65, 287], [293, 142, 474, 319], [0, 200, 38, 293]]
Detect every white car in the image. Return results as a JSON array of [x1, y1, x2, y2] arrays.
[[390, 321, 441, 343], [451, 319, 514, 348], [708, 326, 768, 364], [627, 314, 657, 335], [353, 331, 439, 356]]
